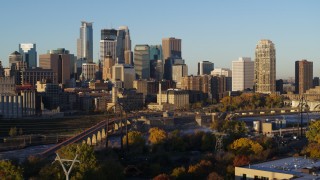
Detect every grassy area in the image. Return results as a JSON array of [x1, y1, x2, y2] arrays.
[[0, 114, 107, 138]]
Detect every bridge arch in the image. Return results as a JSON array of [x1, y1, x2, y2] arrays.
[[87, 137, 92, 145], [97, 131, 102, 143], [92, 134, 97, 145], [102, 128, 106, 139]]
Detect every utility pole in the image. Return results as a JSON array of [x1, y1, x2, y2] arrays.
[[53, 153, 80, 180]]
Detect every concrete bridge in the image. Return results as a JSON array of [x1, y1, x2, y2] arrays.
[[39, 115, 135, 157]]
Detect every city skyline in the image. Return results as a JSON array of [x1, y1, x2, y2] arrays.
[[0, 0, 320, 78]]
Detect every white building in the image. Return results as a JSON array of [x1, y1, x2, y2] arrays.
[[211, 68, 232, 77], [172, 64, 188, 88], [82, 63, 96, 81], [232, 57, 254, 91]]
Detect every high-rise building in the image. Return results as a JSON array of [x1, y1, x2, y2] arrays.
[[100, 26, 132, 65], [21, 68, 56, 85], [198, 61, 214, 75], [162, 37, 181, 61], [77, 21, 93, 63], [9, 51, 23, 68], [254, 39, 276, 94], [276, 79, 284, 94], [119, 26, 132, 65], [19, 43, 37, 68], [313, 77, 319, 87], [150, 45, 162, 61], [81, 63, 96, 81], [232, 57, 254, 91], [39, 48, 74, 84], [102, 54, 114, 81], [295, 60, 313, 94], [211, 68, 232, 77], [134, 45, 150, 79], [172, 64, 188, 88], [112, 64, 135, 89]]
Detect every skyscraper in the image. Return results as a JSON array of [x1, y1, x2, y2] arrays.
[[19, 43, 37, 68], [134, 45, 150, 79], [172, 64, 188, 88], [232, 57, 254, 91], [254, 39, 276, 94], [102, 54, 114, 81], [77, 21, 93, 63], [162, 37, 181, 60], [197, 61, 214, 75], [295, 60, 313, 94], [100, 26, 132, 64], [39, 48, 74, 84], [149, 45, 163, 80]]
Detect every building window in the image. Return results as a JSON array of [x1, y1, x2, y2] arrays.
[[242, 174, 246, 180]]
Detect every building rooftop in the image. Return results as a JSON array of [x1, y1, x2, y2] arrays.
[[243, 156, 320, 179]]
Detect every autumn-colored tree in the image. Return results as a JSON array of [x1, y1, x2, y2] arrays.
[[8, 127, 17, 137], [153, 173, 171, 180], [230, 138, 263, 155], [149, 127, 167, 145], [0, 160, 23, 180], [123, 131, 145, 146], [171, 166, 187, 179], [207, 172, 224, 180], [188, 160, 213, 179], [302, 143, 320, 158], [306, 120, 320, 143], [233, 155, 250, 166]]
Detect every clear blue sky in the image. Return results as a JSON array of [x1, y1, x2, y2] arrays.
[[0, 0, 319, 79]]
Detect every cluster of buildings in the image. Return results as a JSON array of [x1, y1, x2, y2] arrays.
[[0, 20, 319, 119]]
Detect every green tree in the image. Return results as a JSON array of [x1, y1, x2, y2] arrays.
[[8, 127, 17, 137], [0, 160, 23, 180], [149, 127, 167, 145], [222, 120, 247, 141], [40, 143, 97, 180], [123, 131, 145, 146], [302, 143, 320, 158], [207, 172, 224, 180], [201, 133, 215, 151], [167, 130, 186, 152]]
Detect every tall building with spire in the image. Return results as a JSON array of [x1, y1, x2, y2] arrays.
[[254, 39, 276, 94], [77, 21, 93, 63]]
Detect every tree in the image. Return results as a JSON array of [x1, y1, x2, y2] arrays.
[[149, 127, 167, 145], [222, 120, 247, 141], [201, 133, 215, 151], [0, 160, 23, 180], [123, 131, 145, 146], [188, 160, 213, 179], [233, 155, 250, 166], [171, 166, 187, 179], [153, 173, 170, 180], [8, 127, 17, 137], [230, 138, 263, 155], [306, 120, 320, 143], [207, 172, 224, 180], [302, 143, 320, 158], [167, 130, 186, 152], [40, 143, 97, 180]]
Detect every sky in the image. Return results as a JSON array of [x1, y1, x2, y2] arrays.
[[0, 0, 320, 79]]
